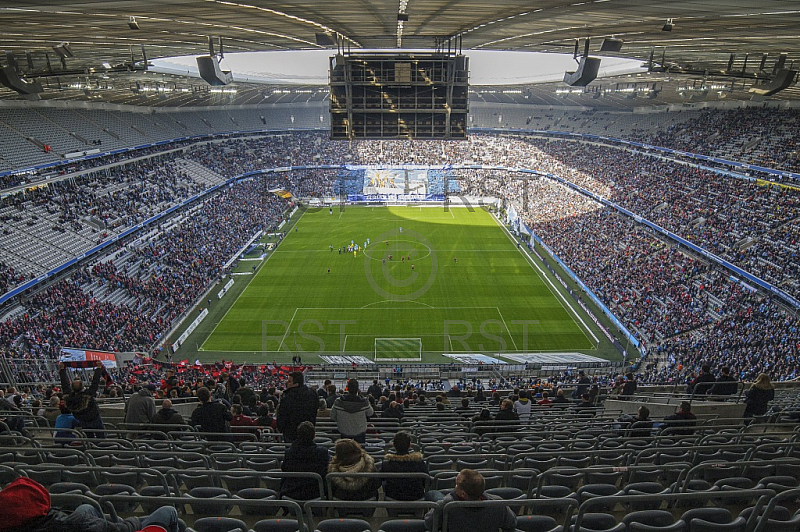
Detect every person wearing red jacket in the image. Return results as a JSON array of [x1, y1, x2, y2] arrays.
[[230, 404, 258, 427]]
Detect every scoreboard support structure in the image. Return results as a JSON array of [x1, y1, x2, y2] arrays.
[[329, 51, 469, 140]]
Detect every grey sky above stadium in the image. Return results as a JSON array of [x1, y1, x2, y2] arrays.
[[0, 0, 798, 108]]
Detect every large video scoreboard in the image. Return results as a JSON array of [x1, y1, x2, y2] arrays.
[[329, 52, 469, 140]]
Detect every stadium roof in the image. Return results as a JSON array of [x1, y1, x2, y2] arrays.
[[0, 0, 798, 108]]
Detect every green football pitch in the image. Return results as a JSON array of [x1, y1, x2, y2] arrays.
[[200, 205, 595, 359]]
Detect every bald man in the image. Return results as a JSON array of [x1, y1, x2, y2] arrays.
[[425, 469, 517, 531], [151, 398, 185, 426]]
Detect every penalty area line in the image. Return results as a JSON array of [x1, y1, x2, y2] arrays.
[[278, 307, 300, 352]]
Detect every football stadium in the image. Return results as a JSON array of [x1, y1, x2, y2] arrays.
[[1, 2, 800, 531]]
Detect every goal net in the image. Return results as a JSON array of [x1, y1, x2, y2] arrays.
[[374, 337, 423, 361]]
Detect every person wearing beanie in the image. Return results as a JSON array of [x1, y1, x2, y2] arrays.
[[513, 389, 532, 421], [0, 477, 182, 532], [328, 438, 380, 501]]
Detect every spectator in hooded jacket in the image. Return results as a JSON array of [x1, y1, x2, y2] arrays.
[[330, 378, 374, 443], [124, 383, 156, 432], [381, 431, 428, 501], [328, 438, 380, 501]]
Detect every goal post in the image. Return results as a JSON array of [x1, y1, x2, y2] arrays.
[[374, 337, 423, 361]]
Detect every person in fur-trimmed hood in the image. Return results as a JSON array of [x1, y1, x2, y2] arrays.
[[380, 431, 428, 500], [328, 438, 380, 501], [330, 378, 374, 443]]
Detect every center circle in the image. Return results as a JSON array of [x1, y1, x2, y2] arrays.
[[364, 227, 438, 302], [364, 239, 432, 262]]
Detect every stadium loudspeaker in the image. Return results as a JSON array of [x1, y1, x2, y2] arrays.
[[330, 53, 345, 72], [563, 57, 601, 87], [600, 38, 623, 52], [196, 55, 233, 86], [315, 32, 336, 46], [0, 65, 43, 100], [749, 68, 797, 96]]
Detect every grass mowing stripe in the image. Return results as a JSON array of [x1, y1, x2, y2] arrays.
[[200, 209, 304, 346], [490, 210, 599, 347]]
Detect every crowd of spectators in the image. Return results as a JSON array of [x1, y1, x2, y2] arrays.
[[0, 264, 26, 294], [1, 177, 290, 368], [5, 130, 797, 295], [1, 130, 799, 387], [0, 139, 199, 190], [1, 366, 638, 437], [49, 158, 207, 232], [519, 138, 800, 298], [0, 155, 219, 291], [458, 165, 799, 383], [643, 107, 800, 173]]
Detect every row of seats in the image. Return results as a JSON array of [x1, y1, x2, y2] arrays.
[[26, 477, 800, 531]]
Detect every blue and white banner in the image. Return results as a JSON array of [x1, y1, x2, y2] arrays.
[[347, 193, 445, 202]]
